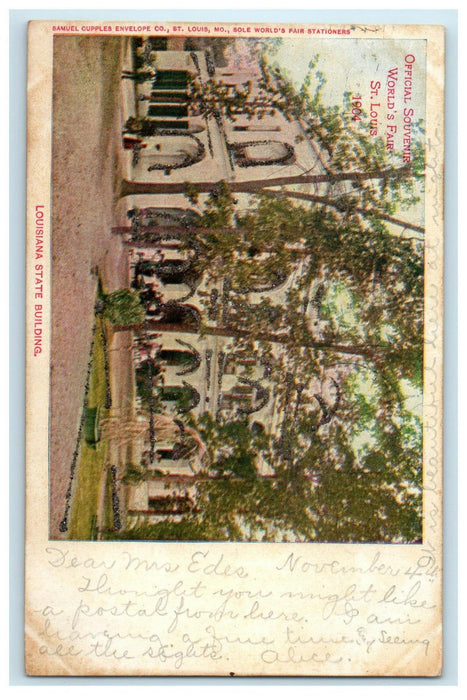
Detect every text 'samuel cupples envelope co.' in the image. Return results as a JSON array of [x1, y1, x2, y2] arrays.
[[25, 21, 444, 676]]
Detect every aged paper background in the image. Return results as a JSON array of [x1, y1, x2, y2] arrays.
[[25, 21, 444, 676]]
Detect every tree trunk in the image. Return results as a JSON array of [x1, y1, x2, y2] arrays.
[[113, 225, 239, 238], [112, 225, 185, 236], [123, 239, 181, 249], [202, 324, 381, 359], [276, 190, 425, 235], [119, 164, 411, 198], [112, 320, 382, 359], [119, 224, 301, 257], [126, 473, 316, 484]]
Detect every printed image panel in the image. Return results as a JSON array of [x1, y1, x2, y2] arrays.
[[49, 34, 426, 543]]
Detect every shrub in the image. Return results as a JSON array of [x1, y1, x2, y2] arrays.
[[102, 289, 145, 327]]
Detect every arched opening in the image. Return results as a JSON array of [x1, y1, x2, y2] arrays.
[[136, 207, 200, 228], [132, 134, 205, 173], [134, 257, 194, 278], [124, 208, 200, 247], [160, 302, 201, 327], [229, 140, 295, 167], [156, 442, 193, 461], [146, 302, 202, 332], [159, 349, 194, 366], [159, 340, 201, 376], [156, 267, 193, 285], [132, 251, 201, 294], [159, 382, 201, 413]]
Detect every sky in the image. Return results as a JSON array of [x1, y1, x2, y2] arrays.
[[271, 36, 427, 126], [266, 36, 427, 230]]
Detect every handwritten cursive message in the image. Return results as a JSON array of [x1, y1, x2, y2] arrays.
[[26, 545, 441, 675]]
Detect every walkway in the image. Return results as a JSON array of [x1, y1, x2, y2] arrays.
[[50, 37, 129, 538]]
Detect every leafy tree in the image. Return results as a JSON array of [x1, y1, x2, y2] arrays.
[[169, 186, 424, 376], [101, 288, 146, 327], [134, 184, 424, 542]]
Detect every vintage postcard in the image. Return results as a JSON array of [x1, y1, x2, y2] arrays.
[[25, 20, 444, 676]]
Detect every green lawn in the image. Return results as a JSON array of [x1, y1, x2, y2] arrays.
[[67, 317, 110, 540]]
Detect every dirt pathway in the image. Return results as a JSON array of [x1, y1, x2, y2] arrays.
[[50, 37, 129, 538]]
